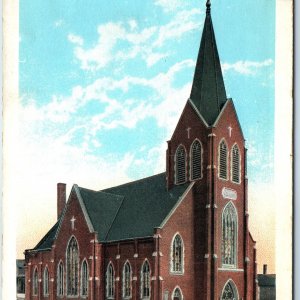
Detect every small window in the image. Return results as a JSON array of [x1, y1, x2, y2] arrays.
[[122, 262, 132, 298], [81, 260, 89, 297], [171, 234, 183, 273], [219, 140, 228, 180], [43, 267, 49, 296], [32, 267, 38, 296], [141, 260, 150, 299], [57, 262, 64, 296], [106, 263, 115, 299], [191, 140, 202, 180], [221, 280, 239, 300], [172, 287, 183, 300], [175, 146, 186, 184], [231, 145, 240, 183]]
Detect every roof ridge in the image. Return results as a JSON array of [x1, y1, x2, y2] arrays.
[[101, 172, 165, 192], [79, 186, 123, 198], [103, 196, 125, 241]]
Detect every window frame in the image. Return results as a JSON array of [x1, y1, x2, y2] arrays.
[[106, 262, 115, 299], [57, 261, 64, 297], [140, 259, 151, 300], [190, 139, 203, 181], [170, 233, 184, 275], [221, 202, 238, 268], [80, 259, 89, 298], [32, 267, 38, 296], [122, 261, 132, 299], [231, 144, 241, 184], [172, 286, 183, 300], [43, 266, 49, 297], [221, 279, 239, 300], [218, 139, 228, 181], [174, 145, 187, 185]]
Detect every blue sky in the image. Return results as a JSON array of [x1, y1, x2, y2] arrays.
[[18, 0, 275, 270]]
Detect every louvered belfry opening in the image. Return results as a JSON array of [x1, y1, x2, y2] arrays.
[[191, 140, 202, 180], [176, 146, 186, 184], [232, 145, 240, 183], [219, 140, 228, 179]]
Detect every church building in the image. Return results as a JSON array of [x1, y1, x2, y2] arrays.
[[24, 1, 258, 299]]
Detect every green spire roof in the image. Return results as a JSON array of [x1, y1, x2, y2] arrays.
[[190, 0, 227, 125]]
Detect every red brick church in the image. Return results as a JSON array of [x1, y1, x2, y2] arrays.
[[24, 1, 257, 299]]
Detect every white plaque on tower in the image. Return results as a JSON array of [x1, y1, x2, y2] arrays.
[[222, 187, 237, 200]]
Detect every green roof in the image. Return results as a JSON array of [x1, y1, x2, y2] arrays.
[[32, 221, 59, 251], [190, 2, 227, 125]]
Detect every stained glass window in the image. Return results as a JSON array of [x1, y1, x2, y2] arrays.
[[141, 260, 150, 299], [222, 203, 237, 266], [221, 281, 238, 300], [106, 263, 114, 299], [57, 262, 64, 296], [66, 237, 79, 296], [231, 145, 240, 183], [175, 146, 186, 184], [33, 267, 38, 296], [43, 267, 49, 296], [173, 288, 183, 300], [81, 260, 88, 297], [191, 140, 202, 180], [122, 262, 132, 298], [219, 140, 228, 179], [171, 234, 183, 273]]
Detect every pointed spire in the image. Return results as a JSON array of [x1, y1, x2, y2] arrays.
[[189, 0, 227, 125]]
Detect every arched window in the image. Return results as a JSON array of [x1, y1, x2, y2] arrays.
[[106, 263, 114, 299], [32, 267, 38, 296], [141, 260, 150, 299], [171, 234, 183, 273], [57, 262, 64, 297], [81, 260, 89, 297], [43, 267, 49, 296], [191, 140, 202, 180], [222, 203, 237, 267], [122, 261, 132, 298], [219, 140, 228, 180], [66, 236, 79, 296], [175, 146, 186, 184], [221, 280, 239, 300], [172, 287, 183, 300], [231, 145, 240, 183]]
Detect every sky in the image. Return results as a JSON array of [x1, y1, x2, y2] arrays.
[[16, 0, 275, 273]]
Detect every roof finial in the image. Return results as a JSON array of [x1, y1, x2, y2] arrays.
[[206, 0, 211, 14]]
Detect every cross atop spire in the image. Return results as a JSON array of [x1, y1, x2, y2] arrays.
[[189, 0, 227, 125]]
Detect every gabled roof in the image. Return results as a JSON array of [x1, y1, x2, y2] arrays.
[[29, 173, 190, 251], [190, 1, 227, 125]]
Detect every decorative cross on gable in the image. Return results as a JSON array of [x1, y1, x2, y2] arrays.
[[228, 125, 233, 137], [186, 127, 191, 139], [70, 216, 76, 230]]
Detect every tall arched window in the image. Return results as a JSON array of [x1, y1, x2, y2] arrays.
[[219, 140, 228, 180], [175, 145, 186, 184], [66, 236, 79, 296], [171, 234, 183, 273], [57, 262, 64, 297], [32, 267, 38, 296], [191, 140, 202, 180], [221, 280, 239, 300], [222, 203, 237, 267], [141, 260, 150, 299], [43, 267, 49, 296], [122, 261, 132, 298], [106, 263, 114, 299], [81, 260, 88, 297], [172, 287, 183, 300], [231, 145, 240, 183]]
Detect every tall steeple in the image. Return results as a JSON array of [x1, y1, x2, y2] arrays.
[[190, 0, 227, 125]]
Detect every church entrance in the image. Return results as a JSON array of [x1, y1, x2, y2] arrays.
[[221, 281, 238, 300]]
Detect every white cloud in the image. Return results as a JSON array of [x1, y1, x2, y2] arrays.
[[69, 9, 201, 70], [222, 59, 273, 75], [154, 0, 185, 12], [54, 19, 64, 28], [68, 34, 84, 46]]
